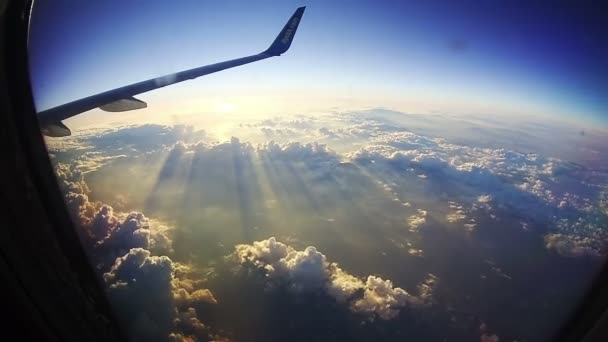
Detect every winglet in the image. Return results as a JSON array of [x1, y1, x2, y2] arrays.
[[264, 6, 306, 56]]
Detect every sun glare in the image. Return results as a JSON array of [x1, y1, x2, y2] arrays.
[[215, 101, 234, 113]]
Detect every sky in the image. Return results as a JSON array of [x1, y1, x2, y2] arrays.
[[28, 0, 608, 124]]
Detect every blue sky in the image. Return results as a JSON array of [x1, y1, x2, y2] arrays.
[[28, 0, 607, 124]]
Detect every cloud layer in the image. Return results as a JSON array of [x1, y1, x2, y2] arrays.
[[51, 115, 608, 260], [46, 108, 608, 341]]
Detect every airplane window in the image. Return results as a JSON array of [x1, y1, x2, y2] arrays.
[[28, 1, 607, 341]]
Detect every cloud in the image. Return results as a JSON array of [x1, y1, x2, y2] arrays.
[[326, 266, 365, 302], [446, 201, 467, 223], [99, 235, 216, 342], [100, 245, 217, 341], [445, 201, 478, 231], [64, 201, 174, 270], [351, 276, 411, 320], [55, 163, 91, 194], [54, 164, 217, 341], [74, 152, 128, 173], [408, 248, 424, 257], [346, 124, 608, 257], [173, 288, 217, 307], [173, 307, 207, 339], [407, 209, 427, 232], [46, 125, 208, 179], [103, 248, 175, 341], [57, 115, 608, 260], [83, 124, 207, 154], [232, 237, 435, 320], [417, 273, 439, 301], [481, 334, 500, 342], [102, 248, 215, 341], [168, 333, 195, 342], [477, 194, 493, 203], [544, 233, 602, 257], [49, 111, 608, 340]]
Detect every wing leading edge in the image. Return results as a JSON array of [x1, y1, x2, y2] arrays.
[[38, 6, 306, 137]]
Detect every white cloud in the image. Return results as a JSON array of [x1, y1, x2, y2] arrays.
[[445, 201, 478, 231], [544, 233, 602, 257], [408, 248, 424, 257], [478, 194, 493, 203], [74, 152, 128, 173], [351, 276, 412, 320], [233, 237, 435, 320], [345, 121, 608, 257], [173, 288, 217, 307], [446, 210, 466, 223], [407, 209, 427, 232], [234, 236, 290, 270], [326, 266, 365, 302]]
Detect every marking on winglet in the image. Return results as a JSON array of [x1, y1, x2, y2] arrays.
[[265, 6, 306, 56], [281, 17, 300, 44]]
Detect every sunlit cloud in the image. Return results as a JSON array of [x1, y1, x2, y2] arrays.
[[46, 106, 608, 341]]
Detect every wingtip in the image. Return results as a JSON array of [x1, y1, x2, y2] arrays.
[[264, 6, 306, 56]]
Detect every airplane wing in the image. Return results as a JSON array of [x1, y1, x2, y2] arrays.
[[38, 6, 306, 137]]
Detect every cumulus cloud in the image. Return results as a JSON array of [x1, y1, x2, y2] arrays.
[[103, 248, 175, 340], [173, 288, 218, 307], [544, 233, 603, 257], [417, 273, 439, 301], [446, 201, 467, 223], [54, 164, 217, 341], [101, 237, 213, 341], [173, 307, 207, 339], [346, 121, 608, 257], [232, 237, 436, 320], [103, 248, 215, 341], [477, 194, 493, 203], [445, 201, 478, 231], [407, 209, 427, 232], [351, 276, 411, 320], [326, 266, 365, 302]]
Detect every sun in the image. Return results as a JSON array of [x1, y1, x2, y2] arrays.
[[215, 102, 234, 113]]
